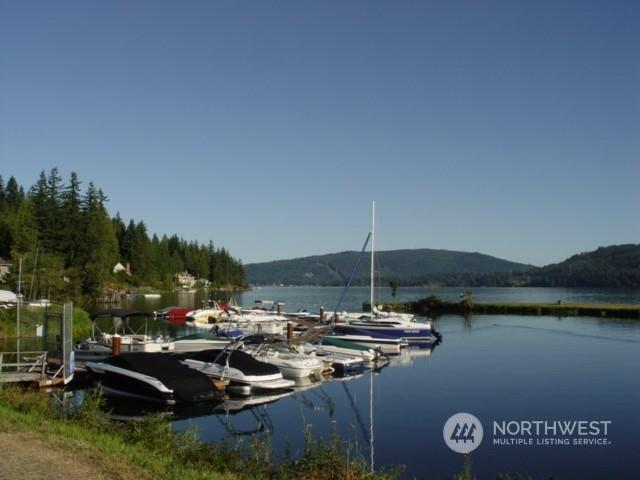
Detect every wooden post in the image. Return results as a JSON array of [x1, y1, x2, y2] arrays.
[[319, 307, 325, 322], [277, 303, 282, 316], [112, 335, 121, 356], [286, 322, 293, 342]]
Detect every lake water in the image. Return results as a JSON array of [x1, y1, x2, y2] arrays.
[[117, 287, 640, 479]]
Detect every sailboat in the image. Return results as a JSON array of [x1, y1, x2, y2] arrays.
[[332, 202, 434, 343]]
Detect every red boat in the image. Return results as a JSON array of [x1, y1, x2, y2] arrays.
[[154, 306, 193, 326]]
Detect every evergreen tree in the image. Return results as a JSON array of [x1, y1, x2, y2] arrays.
[[5, 176, 22, 209], [0, 171, 246, 295], [60, 172, 83, 267], [30, 169, 62, 253], [10, 198, 38, 255], [81, 182, 118, 297], [112, 213, 126, 260], [0, 175, 5, 211]]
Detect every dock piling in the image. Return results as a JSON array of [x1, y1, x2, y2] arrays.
[[112, 335, 121, 356]]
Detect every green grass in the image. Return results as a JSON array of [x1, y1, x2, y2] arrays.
[[0, 387, 400, 480]]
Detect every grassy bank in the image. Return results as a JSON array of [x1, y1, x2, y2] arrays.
[[368, 297, 640, 319], [0, 387, 400, 480]]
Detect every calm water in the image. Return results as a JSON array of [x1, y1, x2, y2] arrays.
[[122, 285, 640, 314], [118, 287, 640, 479]]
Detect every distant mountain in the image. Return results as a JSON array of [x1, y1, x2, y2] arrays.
[[528, 244, 640, 288], [245, 248, 536, 286]]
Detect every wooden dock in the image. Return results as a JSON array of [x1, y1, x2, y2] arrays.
[[0, 351, 54, 387]]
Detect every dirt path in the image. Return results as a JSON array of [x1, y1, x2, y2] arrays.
[[0, 432, 147, 480]]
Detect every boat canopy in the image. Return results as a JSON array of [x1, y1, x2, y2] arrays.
[[90, 309, 152, 321], [179, 348, 281, 376]]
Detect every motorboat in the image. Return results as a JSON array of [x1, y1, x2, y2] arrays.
[[218, 320, 285, 336], [153, 306, 192, 326], [332, 317, 433, 343], [308, 348, 364, 375], [75, 309, 174, 362], [185, 304, 225, 327], [282, 309, 323, 321], [243, 341, 326, 379], [324, 333, 406, 354], [172, 331, 234, 353], [316, 336, 381, 362], [177, 347, 294, 396], [85, 352, 219, 404]]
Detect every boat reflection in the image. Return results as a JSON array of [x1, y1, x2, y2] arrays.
[[386, 341, 440, 368]]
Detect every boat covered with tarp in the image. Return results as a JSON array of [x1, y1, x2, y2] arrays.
[[86, 352, 219, 404]]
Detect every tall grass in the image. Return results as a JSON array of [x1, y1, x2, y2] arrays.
[[0, 386, 400, 480]]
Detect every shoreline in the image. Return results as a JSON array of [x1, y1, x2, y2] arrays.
[[370, 298, 640, 319]]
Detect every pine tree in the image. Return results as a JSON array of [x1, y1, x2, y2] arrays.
[[60, 172, 83, 267], [30, 170, 57, 252], [81, 182, 118, 297], [11, 198, 38, 254], [5, 176, 22, 209], [0, 175, 5, 211]]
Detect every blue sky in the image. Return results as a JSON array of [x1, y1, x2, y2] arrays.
[[1, 1, 638, 266]]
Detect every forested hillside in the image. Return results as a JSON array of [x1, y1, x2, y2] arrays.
[[528, 244, 640, 288], [245, 249, 535, 286], [0, 169, 246, 299]]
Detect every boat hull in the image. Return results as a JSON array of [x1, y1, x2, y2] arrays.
[[333, 324, 432, 342], [85, 363, 176, 405], [327, 333, 405, 354]]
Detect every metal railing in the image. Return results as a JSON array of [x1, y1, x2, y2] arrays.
[[0, 351, 48, 381]]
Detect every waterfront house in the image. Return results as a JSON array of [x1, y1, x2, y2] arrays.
[[113, 262, 131, 275], [176, 271, 196, 288]]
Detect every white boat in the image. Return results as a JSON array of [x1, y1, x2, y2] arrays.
[[171, 332, 234, 353], [308, 348, 364, 375], [212, 321, 283, 337], [179, 348, 294, 396], [143, 293, 162, 299], [315, 336, 380, 362], [325, 334, 405, 354], [243, 342, 325, 379], [75, 310, 174, 361], [185, 304, 225, 327], [283, 310, 322, 321]]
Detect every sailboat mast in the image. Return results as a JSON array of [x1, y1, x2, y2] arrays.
[[370, 201, 375, 314]]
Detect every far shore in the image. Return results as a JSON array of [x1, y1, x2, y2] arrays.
[[369, 298, 640, 319]]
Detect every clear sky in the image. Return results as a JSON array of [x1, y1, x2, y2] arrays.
[[1, 1, 638, 266]]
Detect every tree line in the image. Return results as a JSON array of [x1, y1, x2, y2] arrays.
[[527, 244, 640, 288], [0, 169, 246, 299]]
